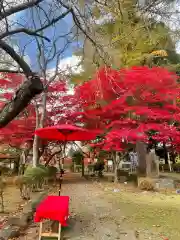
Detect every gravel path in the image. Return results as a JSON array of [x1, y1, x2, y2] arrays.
[[18, 173, 138, 240], [62, 175, 137, 240]]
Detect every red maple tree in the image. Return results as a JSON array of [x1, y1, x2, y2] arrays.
[[69, 66, 180, 152], [1, 66, 180, 161], [0, 73, 70, 149], [0, 73, 35, 147]]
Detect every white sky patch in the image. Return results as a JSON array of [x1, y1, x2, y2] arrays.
[[58, 56, 82, 74], [57, 55, 82, 76], [94, 13, 113, 25], [47, 55, 82, 80]]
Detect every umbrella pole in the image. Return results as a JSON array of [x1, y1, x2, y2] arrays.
[[58, 142, 66, 196], [58, 171, 63, 196]]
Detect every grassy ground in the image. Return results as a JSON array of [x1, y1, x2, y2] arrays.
[[101, 181, 180, 240], [160, 171, 180, 180]]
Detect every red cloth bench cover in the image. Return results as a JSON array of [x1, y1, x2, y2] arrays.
[[34, 195, 69, 226]]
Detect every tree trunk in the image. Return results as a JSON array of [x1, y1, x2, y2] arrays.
[[0, 191, 4, 213], [113, 152, 119, 183], [32, 85, 47, 167], [40, 86, 47, 125], [13, 158, 20, 174], [136, 141, 147, 177], [146, 153, 151, 177], [0, 75, 43, 128], [81, 158, 85, 177], [45, 150, 62, 167], [171, 151, 176, 164], [114, 162, 118, 183], [163, 142, 168, 164], [32, 135, 39, 167], [19, 151, 25, 175]]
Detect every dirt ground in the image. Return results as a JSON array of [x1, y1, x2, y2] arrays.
[[0, 185, 45, 230], [0, 186, 28, 228], [17, 173, 179, 240]]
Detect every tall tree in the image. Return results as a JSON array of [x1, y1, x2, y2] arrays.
[[0, 0, 112, 128], [68, 0, 180, 176], [68, 66, 180, 179], [72, 0, 179, 83]]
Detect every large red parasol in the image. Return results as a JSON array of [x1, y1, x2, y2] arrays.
[[35, 124, 101, 196], [35, 124, 100, 141]]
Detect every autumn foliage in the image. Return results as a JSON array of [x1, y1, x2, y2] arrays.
[[1, 66, 180, 154], [69, 66, 180, 152], [0, 73, 69, 147]]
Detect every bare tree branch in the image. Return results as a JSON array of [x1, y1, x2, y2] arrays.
[[0, 39, 32, 76], [0, 28, 51, 41], [0, 69, 34, 73], [0, 0, 44, 20], [35, 8, 72, 33], [0, 8, 71, 41], [59, 1, 111, 66], [45, 149, 62, 166]]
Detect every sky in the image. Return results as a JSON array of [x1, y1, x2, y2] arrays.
[[9, 2, 81, 74], [6, 1, 180, 75]]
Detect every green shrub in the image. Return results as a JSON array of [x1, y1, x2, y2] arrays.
[[14, 175, 33, 200], [31, 191, 47, 212], [72, 151, 83, 165], [24, 165, 48, 191], [46, 166, 58, 183], [24, 165, 47, 179], [37, 164, 49, 176], [47, 166, 57, 177], [172, 163, 180, 172]]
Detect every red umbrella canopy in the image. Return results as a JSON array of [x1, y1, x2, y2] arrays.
[[35, 124, 100, 141]]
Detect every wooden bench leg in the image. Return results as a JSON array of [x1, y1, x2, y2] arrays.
[[39, 222, 43, 240], [58, 224, 61, 240], [38, 221, 61, 240]]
